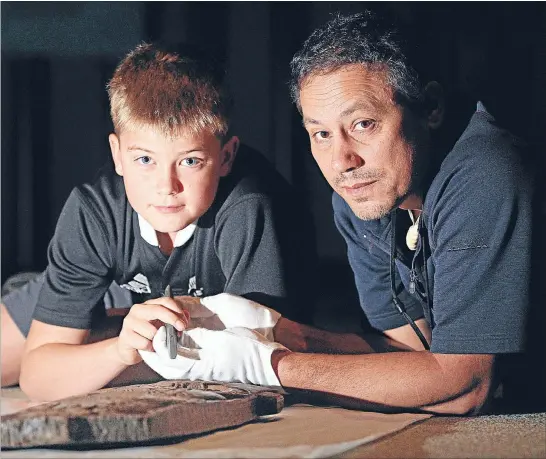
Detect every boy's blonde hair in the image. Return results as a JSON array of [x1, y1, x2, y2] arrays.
[[107, 43, 231, 139]]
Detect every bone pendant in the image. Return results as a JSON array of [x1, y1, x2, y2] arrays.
[[406, 224, 419, 251]]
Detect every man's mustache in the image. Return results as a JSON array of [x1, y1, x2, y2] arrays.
[[333, 169, 385, 187]]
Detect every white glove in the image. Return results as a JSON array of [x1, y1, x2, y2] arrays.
[[139, 326, 287, 387], [184, 293, 281, 341]]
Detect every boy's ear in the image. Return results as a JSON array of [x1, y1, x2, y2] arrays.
[[109, 133, 124, 176], [219, 136, 240, 177], [422, 81, 445, 130]]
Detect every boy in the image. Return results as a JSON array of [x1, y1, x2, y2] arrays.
[[2, 43, 314, 400]]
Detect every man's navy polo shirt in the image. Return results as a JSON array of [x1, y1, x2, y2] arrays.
[[333, 103, 533, 354]]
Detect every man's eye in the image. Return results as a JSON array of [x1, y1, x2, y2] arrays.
[[181, 157, 202, 167], [313, 131, 330, 141], [354, 120, 375, 131], [136, 156, 153, 165]]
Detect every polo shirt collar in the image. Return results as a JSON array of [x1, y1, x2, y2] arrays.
[[137, 213, 197, 248]]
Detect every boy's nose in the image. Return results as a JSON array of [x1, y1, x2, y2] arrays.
[[156, 169, 182, 195]]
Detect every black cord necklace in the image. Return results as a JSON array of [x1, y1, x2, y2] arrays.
[[389, 209, 431, 351]]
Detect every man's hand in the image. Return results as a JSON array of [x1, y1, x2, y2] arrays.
[[139, 326, 288, 387], [116, 297, 189, 365], [180, 293, 281, 340]]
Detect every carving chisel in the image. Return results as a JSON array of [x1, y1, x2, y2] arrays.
[[164, 285, 178, 359]]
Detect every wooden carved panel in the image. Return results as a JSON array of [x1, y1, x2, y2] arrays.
[[2, 380, 283, 449]]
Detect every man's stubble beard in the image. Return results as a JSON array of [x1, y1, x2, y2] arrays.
[[350, 197, 395, 221], [348, 155, 419, 221], [333, 168, 392, 220]]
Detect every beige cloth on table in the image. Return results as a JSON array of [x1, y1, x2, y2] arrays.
[[2, 390, 430, 459]]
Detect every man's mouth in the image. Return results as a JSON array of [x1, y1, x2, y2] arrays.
[[340, 181, 377, 196]]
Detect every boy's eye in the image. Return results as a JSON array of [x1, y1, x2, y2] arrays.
[[181, 157, 202, 167], [136, 156, 153, 165]]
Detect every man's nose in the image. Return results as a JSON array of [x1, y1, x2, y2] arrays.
[[331, 137, 364, 173], [156, 166, 182, 195]]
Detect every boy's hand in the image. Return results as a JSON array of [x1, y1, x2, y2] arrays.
[[115, 296, 189, 365]]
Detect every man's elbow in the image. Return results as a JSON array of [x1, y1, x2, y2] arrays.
[[428, 376, 494, 416], [424, 353, 496, 416]]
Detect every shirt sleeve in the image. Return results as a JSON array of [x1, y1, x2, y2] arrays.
[[428, 137, 533, 354], [333, 193, 424, 332], [214, 195, 306, 320], [34, 188, 114, 329]]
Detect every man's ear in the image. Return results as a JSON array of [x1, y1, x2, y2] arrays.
[[422, 82, 445, 129], [109, 133, 123, 176], [219, 136, 240, 177]]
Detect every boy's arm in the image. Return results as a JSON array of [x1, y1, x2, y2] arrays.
[[20, 297, 189, 401], [19, 184, 141, 400], [20, 321, 128, 401]]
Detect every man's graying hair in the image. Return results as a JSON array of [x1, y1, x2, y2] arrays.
[[289, 10, 426, 112]]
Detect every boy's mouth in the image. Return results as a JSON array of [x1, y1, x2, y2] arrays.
[[154, 205, 184, 214]]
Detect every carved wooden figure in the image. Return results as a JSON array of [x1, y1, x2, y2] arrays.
[[2, 380, 284, 449]]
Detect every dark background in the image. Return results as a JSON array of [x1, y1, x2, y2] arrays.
[[2, 2, 546, 323]]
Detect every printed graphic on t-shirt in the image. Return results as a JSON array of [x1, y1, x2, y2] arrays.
[[120, 273, 151, 294], [188, 276, 203, 297]]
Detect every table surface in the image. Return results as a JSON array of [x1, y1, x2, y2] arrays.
[[2, 387, 545, 458], [341, 412, 546, 458]]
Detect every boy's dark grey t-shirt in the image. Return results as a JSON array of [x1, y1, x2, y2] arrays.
[[30, 146, 315, 330], [333, 104, 533, 354]]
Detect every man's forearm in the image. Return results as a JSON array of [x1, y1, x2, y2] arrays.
[[20, 338, 129, 401], [274, 317, 411, 354], [272, 350, 494, 415]]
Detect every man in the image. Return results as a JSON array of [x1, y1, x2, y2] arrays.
[[3, 42, 315, 400], [141, 11, 534, 415]]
